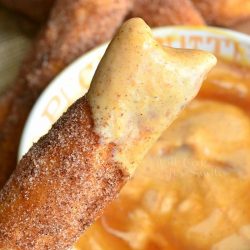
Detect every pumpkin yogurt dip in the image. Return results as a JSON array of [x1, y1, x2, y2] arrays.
[[75, 59, 250, 249]]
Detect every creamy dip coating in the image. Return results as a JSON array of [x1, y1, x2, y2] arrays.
[[87, 18, 216, 174], [74, 58, 250, 250]]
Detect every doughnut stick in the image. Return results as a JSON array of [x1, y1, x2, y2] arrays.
[[0, 0, 131, 188], [192, 0, 250, 26], [0, 18, 216, 250], [232, 19, 250, 35], [130, 0, 205, 26]]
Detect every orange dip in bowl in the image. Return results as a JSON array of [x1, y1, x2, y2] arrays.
[[73, 58, 250, 250]]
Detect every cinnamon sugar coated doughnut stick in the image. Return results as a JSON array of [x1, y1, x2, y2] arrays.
[[192, 0, 250, 26], [0, 0, 132, 188], [0, 18, 216, 250], [131, 0, 205, 26]]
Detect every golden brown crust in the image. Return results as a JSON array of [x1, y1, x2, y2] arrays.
[[231, 18, 250, 35], [0, 0, 131, 188], [0, 97, 129, 250], [192, 0, 250, 26], [130, 0, 205, 26]]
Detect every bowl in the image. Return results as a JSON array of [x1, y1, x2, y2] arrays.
[[18, 26, 250, 159]]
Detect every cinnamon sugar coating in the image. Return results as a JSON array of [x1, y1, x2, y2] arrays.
[[0, 97, 128, 250], [130, 0, 205, 26], [0, 0, 131, 188], [192, 0, 250, 26]]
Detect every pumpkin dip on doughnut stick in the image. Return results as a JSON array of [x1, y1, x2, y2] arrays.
[[0, 18, 216, 250]]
